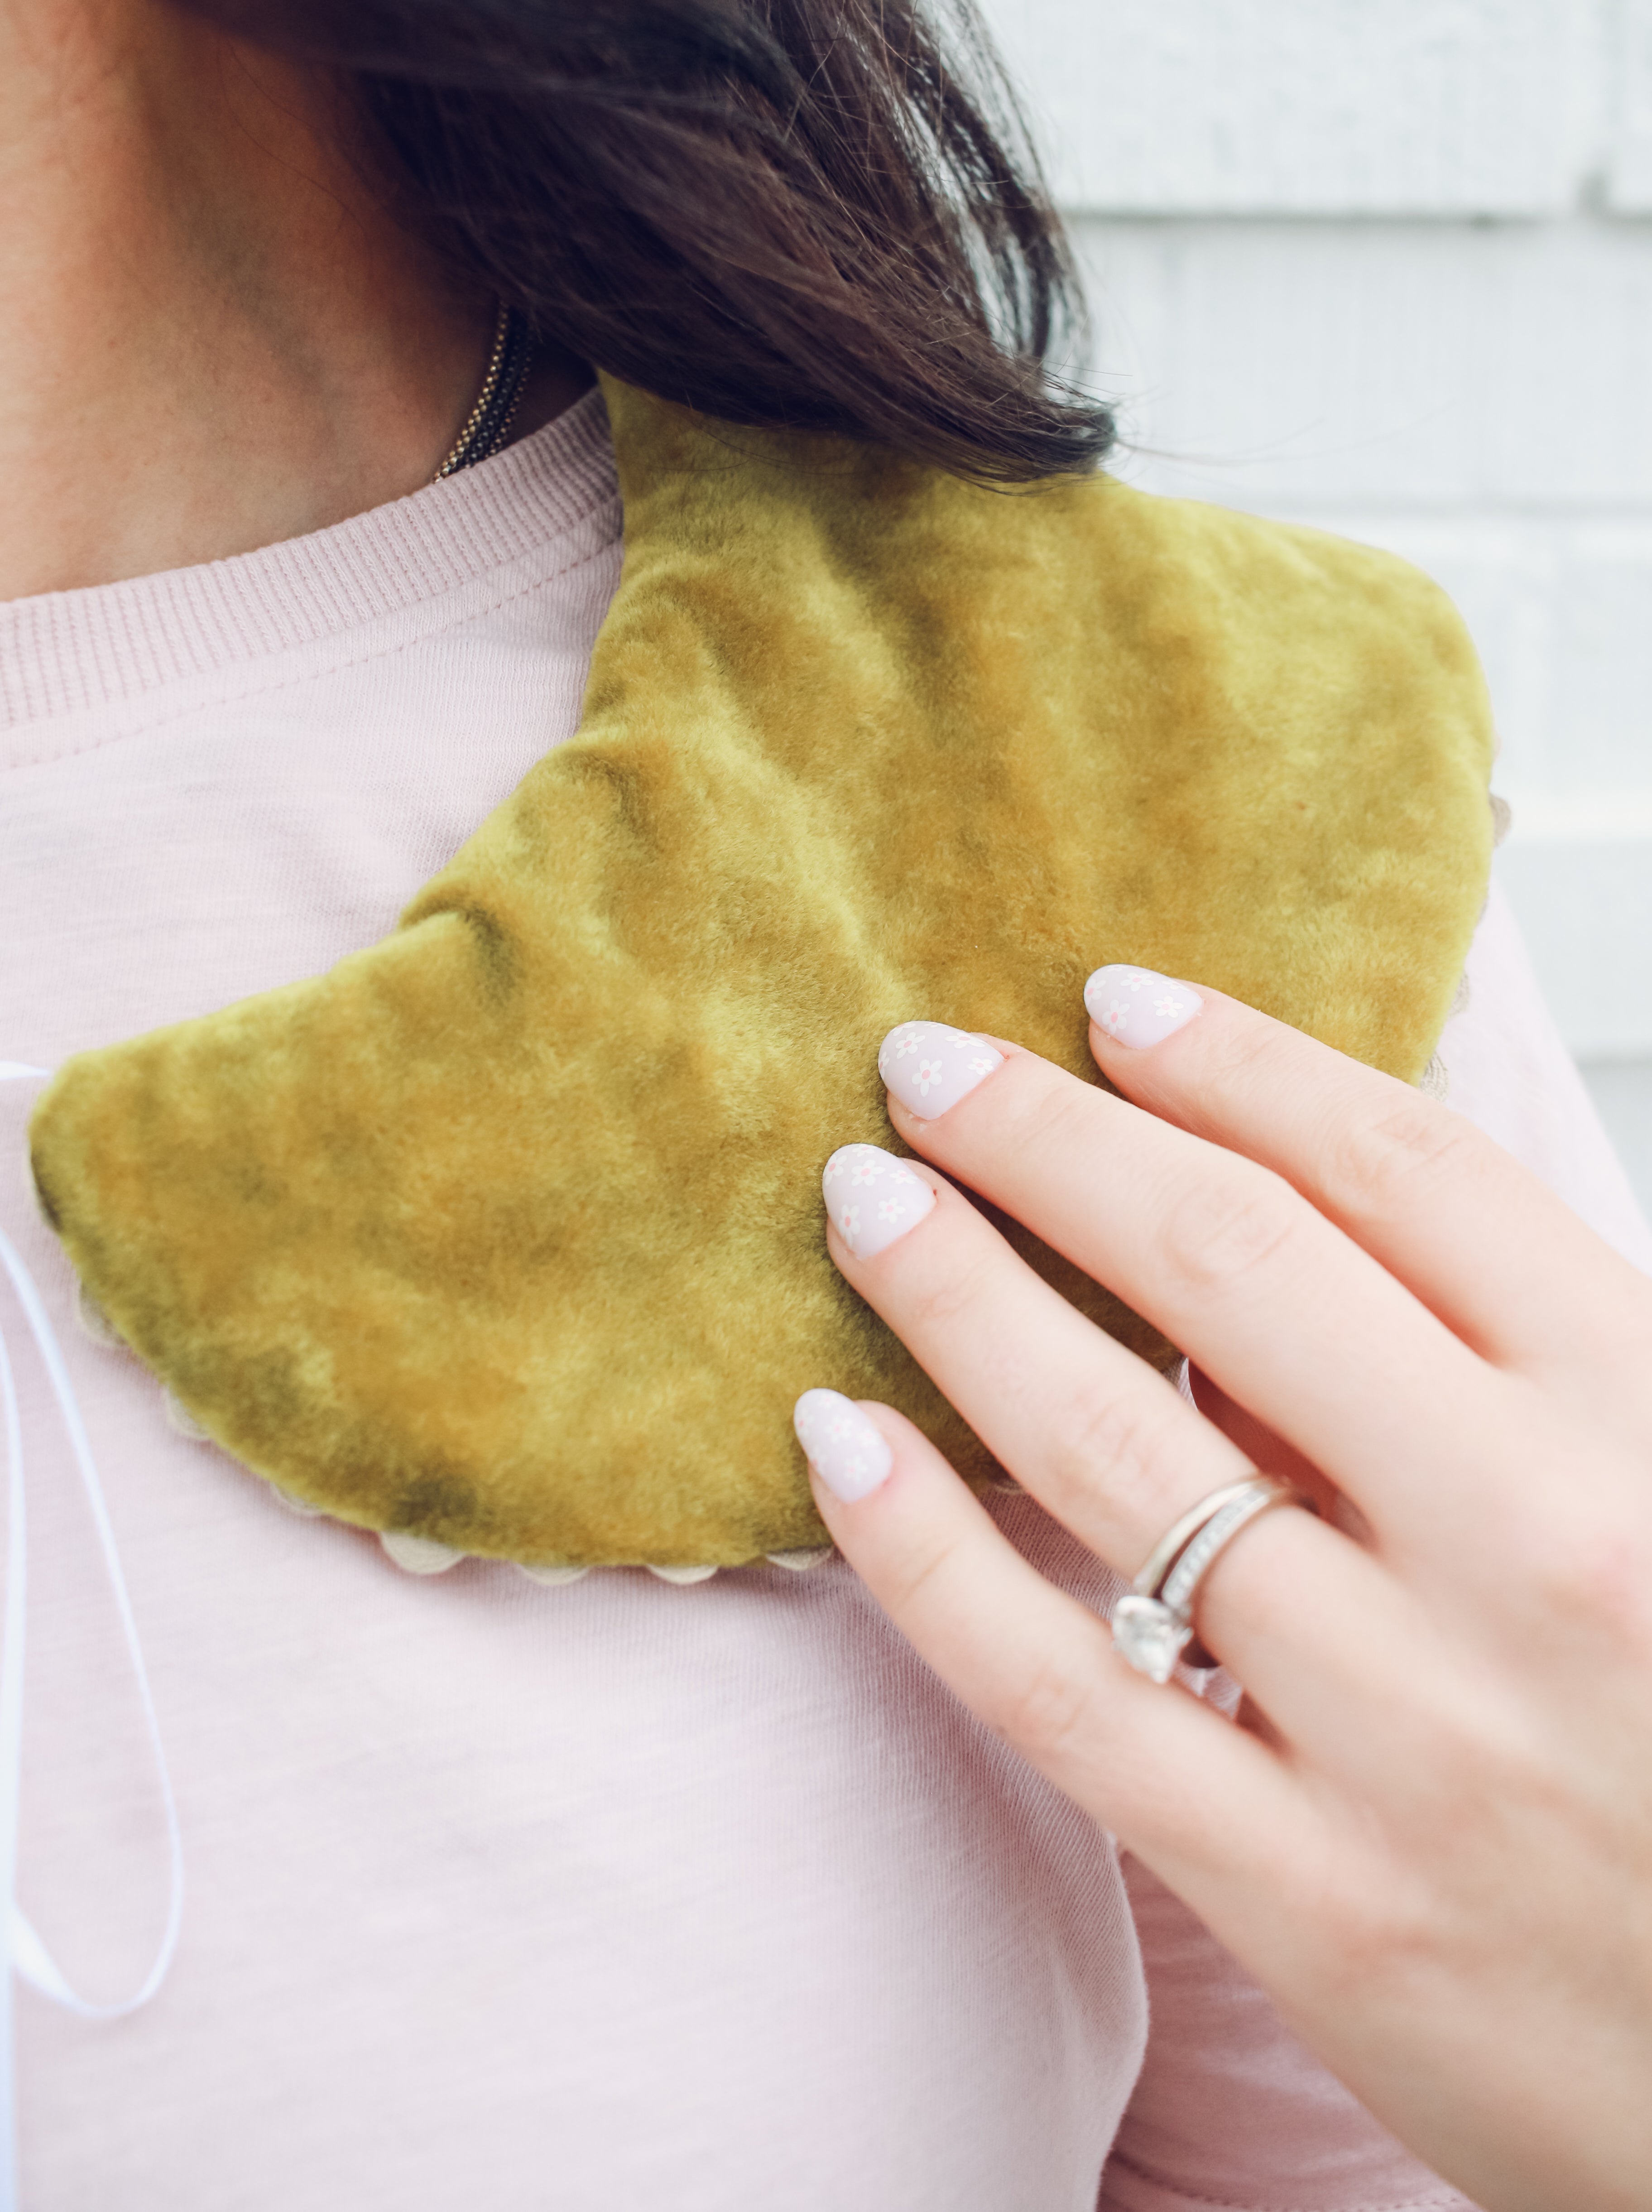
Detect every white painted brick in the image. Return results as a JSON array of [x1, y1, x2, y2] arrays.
[[1077, 225, 1485, 506], [1476, 227, 1652, 503], [981, 0, 1598, 215], [1607, 0, 1652, 208], [1074, 218, 1652, 509], [1548, 531, 1652, 789]]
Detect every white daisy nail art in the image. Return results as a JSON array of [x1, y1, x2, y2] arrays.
[[820, 1143, 936, 1258], [876, 1021, 1004, 1120], [1083, 967, 1204, 1049], [793, 1388, 893, 1503]]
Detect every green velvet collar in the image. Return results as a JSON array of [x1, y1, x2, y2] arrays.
[[28, 379, 1493, 1568]]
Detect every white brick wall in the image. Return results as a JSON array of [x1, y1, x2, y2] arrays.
[[987, 0, 1600, 215], [981, 0, 1652, 1061]]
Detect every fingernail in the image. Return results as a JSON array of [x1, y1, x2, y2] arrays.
[[821, 1144, 936, 1259], [878, 1022, 1004, 1120], [1083, 967, 1204, 1049], [793, 1388, 893, 1502]]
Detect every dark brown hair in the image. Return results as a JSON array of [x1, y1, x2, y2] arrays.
[[186, 0, 1114, 481]]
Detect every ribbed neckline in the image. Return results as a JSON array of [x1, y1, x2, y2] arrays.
[[0, 384, 617, 736]]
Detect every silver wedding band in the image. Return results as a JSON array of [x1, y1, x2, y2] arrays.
[[1111, 1474, 1310, 1684]]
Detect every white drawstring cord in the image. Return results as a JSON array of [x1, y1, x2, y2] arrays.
[[0, 1068, 183, 2209]]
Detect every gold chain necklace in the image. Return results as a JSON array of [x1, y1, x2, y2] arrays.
[[432, 300, 537, 481]]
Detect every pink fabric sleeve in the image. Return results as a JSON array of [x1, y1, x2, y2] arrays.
[[1100, 888, 1647, 2211], [1096, 1856, 1477, 2211], [1440, 885, 1652, 1275]]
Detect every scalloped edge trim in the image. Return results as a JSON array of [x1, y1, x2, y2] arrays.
[[86, 1321, 842, 1582], [163, 1390, 211, 1442], [74, 1280, 125, 1349], [378, 1530, 465, 1575]]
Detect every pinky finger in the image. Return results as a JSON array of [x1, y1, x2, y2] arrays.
[[795, 1390, 1306, 1891]]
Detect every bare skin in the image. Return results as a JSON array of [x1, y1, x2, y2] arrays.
[[804, 992, 1652, 2212], [0, 0, 591, 601]]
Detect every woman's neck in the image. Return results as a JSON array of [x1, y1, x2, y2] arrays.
[[0, 0, 590, 600]]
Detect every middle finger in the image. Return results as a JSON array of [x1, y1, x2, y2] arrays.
[[872, 1027, 1509, 1551], [821, 1141, 1429, 1748]]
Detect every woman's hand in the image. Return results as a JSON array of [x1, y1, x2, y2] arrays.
[[795, 969, 1652, 2212]]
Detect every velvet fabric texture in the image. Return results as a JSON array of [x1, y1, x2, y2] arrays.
[[28, 380, 1494, 1567]]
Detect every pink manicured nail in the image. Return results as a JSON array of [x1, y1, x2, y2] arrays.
[[794, 1389, 893, 1502], [1083, 967, 1204, 1049], [821, 1143, 935, 1259], [878, 1021, 1004, 1120]]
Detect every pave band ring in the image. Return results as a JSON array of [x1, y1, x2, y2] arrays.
[[1111, 1475, 1310, 1684]]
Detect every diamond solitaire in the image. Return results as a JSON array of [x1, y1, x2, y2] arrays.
[[1110, 1594, 1193, 1686], [1110, 1475, 1308, 1685]]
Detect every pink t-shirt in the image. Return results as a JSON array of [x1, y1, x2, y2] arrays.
[[2, 388, 1644, 2211]]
